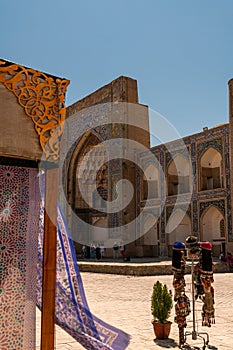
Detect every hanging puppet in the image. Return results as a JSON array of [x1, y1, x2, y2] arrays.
[[199, 241, 215, 327], [185, 237, 215, 327], [172, 241, 191, 346]]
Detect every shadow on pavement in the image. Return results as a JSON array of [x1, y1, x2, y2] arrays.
[[180, 344, 218, 350], [153, 339, 218, 350], [153, 338, 179, 348]]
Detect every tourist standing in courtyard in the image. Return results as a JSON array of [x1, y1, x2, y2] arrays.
[[113, 242, 119, 259], [96, 244, 101, 260], [119, 241, 125, 259], [100, 243, 105, 259]]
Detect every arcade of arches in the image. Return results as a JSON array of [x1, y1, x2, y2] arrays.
[[64, 76, 232, 258]]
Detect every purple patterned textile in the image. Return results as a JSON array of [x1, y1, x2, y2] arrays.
[[0, 165, 40, 349], [37, 199, 130, 349]]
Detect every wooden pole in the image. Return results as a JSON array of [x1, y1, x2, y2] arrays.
[[41, 167, 58, 350]]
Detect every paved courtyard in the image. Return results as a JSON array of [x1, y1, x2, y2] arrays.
[[36, 272, 233, 350]]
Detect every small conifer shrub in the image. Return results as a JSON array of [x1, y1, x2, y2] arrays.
[[151, 281, 173, 324]]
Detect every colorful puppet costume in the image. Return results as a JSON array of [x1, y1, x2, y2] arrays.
[[199, 242, 215, 327], [172, 241, 191, 346]]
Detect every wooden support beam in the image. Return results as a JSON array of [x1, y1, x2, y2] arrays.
[[41, 167, 58, 350]]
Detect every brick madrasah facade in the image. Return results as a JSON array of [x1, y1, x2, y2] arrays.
[[62, 76, 233, 258]]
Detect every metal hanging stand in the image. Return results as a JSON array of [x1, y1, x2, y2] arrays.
[[181, 258, 210, 350]]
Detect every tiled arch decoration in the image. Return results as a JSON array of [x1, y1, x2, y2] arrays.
[[141, 152, 160, 169], [199, 199, 225, 218], [197, 137, 223, 159], [165, 146, 191, 166]]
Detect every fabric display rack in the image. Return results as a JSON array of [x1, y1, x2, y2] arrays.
[[172, 236, 215, 350]]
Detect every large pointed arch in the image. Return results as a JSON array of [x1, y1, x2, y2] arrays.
[[65, 130, 109, 254], [67, 130, 105, 210]]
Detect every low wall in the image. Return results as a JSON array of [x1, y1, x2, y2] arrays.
[[77, 261, 230, 276]]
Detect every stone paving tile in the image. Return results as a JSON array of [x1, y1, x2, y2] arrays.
[[36, 273, 233, 349]]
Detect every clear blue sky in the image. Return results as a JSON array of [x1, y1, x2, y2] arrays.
[[1, 0, 233, 143]]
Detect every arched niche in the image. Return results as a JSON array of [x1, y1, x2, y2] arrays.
[[201, 205, 225, 256], [142, 213, 158, 245], [199, 147, 223, 191], [167, 154, 190, 196], [166, 209, 192, 255], [142, 164, 160, 200]]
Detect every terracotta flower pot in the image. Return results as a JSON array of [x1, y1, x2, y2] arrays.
[[152, 320, 172, 339]]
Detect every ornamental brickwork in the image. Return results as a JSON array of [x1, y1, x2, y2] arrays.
[[64, 76, 232, 258]]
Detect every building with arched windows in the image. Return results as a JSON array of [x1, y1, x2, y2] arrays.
[[62, 76, 233, 258], [141, 122, 230, 257]]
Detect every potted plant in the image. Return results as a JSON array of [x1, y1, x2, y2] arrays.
[[151, 280, 173, 339]]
